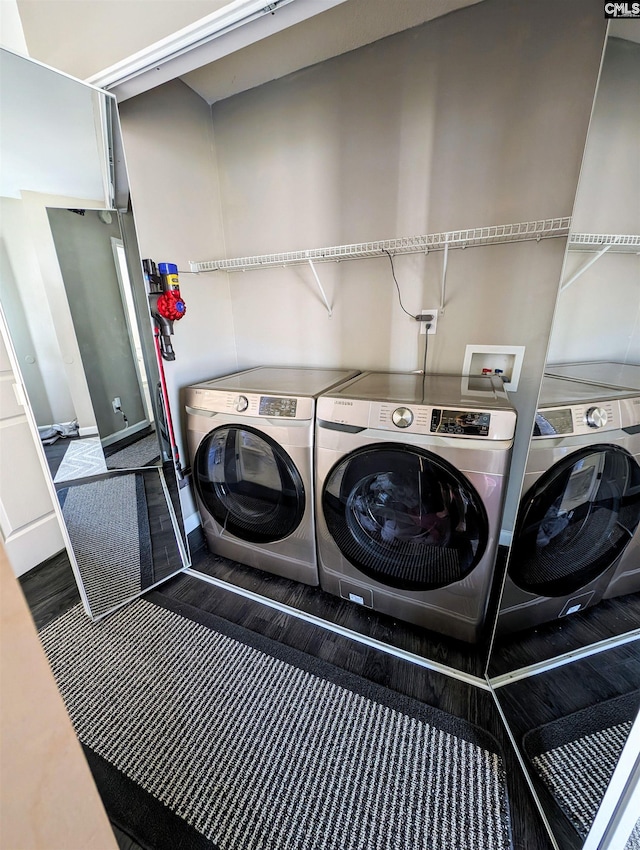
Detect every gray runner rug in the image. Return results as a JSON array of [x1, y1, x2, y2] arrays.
[[106, 433, 161, 469], [523, 691, 640, 841], [57, 474, 152, 617], [40, 594, 513, 850]]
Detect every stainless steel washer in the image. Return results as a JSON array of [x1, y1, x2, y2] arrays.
[[544, 363, 640, 601], [185, 367, 358, 585], [498, 376, 640, 635], [315, 372, 517, 643]]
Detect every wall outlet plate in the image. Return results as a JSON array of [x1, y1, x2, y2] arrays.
[[420, 309, 439, 335]]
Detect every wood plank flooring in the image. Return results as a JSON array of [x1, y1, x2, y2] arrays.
[[21, 544, 554, 850], [492, 641, 640, 850], [186, 527, 492, 679], [488, 590, 640, 677]]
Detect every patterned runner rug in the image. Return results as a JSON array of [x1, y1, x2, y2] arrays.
[[53, 437, 108, 482], [57, 474, 153, 618], [523, 691, 640, 843], [105, 433, 161, 469], [40, 594, 513, 850]]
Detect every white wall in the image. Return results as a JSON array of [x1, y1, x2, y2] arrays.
[[209, 0, 606, 535], [548, 36, 640, 366], [119, 0, 606, 536], [118, 79, 238, 524]]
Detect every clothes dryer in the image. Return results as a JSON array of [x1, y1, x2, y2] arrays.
[[315, 372, 517, 642], [185, 367, 358, 585], [498, 377, 640, 635], [544, 363, 640, 601]]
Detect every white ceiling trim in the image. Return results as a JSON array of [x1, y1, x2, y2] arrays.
[[86, 0, 347, 101]]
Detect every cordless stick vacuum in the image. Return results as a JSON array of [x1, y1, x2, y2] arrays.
[[143, 259, 187, 479]]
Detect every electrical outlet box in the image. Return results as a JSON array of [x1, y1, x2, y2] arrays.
[[462, 345, 525, 392], [419, 309, 439, 335], [112, 397, 121, 412]]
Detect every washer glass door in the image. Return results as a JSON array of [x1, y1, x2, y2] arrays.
[[510, 445, 640, 596], [322, 444, 488, 590], [194, 426, 305, 543]]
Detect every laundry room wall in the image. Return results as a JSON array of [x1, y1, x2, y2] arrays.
[[118, 0, 606, 535], [547, 35, 640, 366], [119, 80, 238, 524]]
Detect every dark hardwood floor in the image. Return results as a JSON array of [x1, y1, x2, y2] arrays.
[[21, 542, 554, 850], [186, 527, 493, 680], [493, 641, 640, 850], [488, 590, 640, 678]]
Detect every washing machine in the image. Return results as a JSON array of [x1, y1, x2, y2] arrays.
[[497, 376, 640, 635], [314, 371, 517, 643], [544, 362, 640, 601], [185, 366, 358, 585]]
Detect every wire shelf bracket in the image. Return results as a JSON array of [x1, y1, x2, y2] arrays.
[[562, 234, 640, 292], [189, 217, 573, 275]]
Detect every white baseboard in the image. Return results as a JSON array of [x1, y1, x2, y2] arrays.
[[78, 425, 99, 438], [101, 420, 151, 448], [184, 512, 200, 535]]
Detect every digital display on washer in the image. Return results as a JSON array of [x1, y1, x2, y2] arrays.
[[533, 408, 573, 436], [259, 396, 297, 417], [430, 409, 491, 436]]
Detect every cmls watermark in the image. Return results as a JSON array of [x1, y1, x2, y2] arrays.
[[604, 2, 640, 16]]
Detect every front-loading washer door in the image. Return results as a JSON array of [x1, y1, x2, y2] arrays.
[[510, 445, 640, 597], [321, 444, 489, 591], [194, 425, 305, 544]]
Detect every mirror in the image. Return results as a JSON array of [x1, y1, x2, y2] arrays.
[[0, 47, 190, 619], [487, 29, 640, 849]]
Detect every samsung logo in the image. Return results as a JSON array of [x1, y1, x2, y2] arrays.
[[605, 2, 640, 16], [335, 400, 354, 406]]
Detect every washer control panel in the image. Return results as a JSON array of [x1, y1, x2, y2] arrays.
[[430, 409, 491, 437], [316, 397, 516, 440], [533, 400, 622, 437]]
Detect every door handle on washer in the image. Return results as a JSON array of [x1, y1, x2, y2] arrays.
[[317, 419, 367, 434], [185, 406, 218, 417]]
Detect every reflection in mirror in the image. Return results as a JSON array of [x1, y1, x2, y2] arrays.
[[0, 47, 189, 620], [488, 29, 640, 850]]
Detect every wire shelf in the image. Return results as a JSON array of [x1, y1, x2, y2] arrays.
[[189, 217, 572, 273], [568, 233, 640, 253]]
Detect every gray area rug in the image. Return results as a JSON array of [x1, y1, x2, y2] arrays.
[[106, 434, 161, 469], [53, 437, 108, 482], [57, 474, 152, 617], [523, 691, 640, 840], [39, 595, 513, 850], [626, 818, 640, 850]]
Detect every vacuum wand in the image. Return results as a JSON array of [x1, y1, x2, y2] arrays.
[[143, 258, 187, 480]]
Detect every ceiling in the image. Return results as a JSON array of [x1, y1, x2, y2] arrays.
[[180, 0, 485, 105], [16, 0, 485, 104]]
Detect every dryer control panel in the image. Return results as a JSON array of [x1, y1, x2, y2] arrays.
[[184, 387, 314, 420]]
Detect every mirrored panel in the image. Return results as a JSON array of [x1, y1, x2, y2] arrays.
[[488, 28, 640, 849], [0, 48, 189, 619]]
